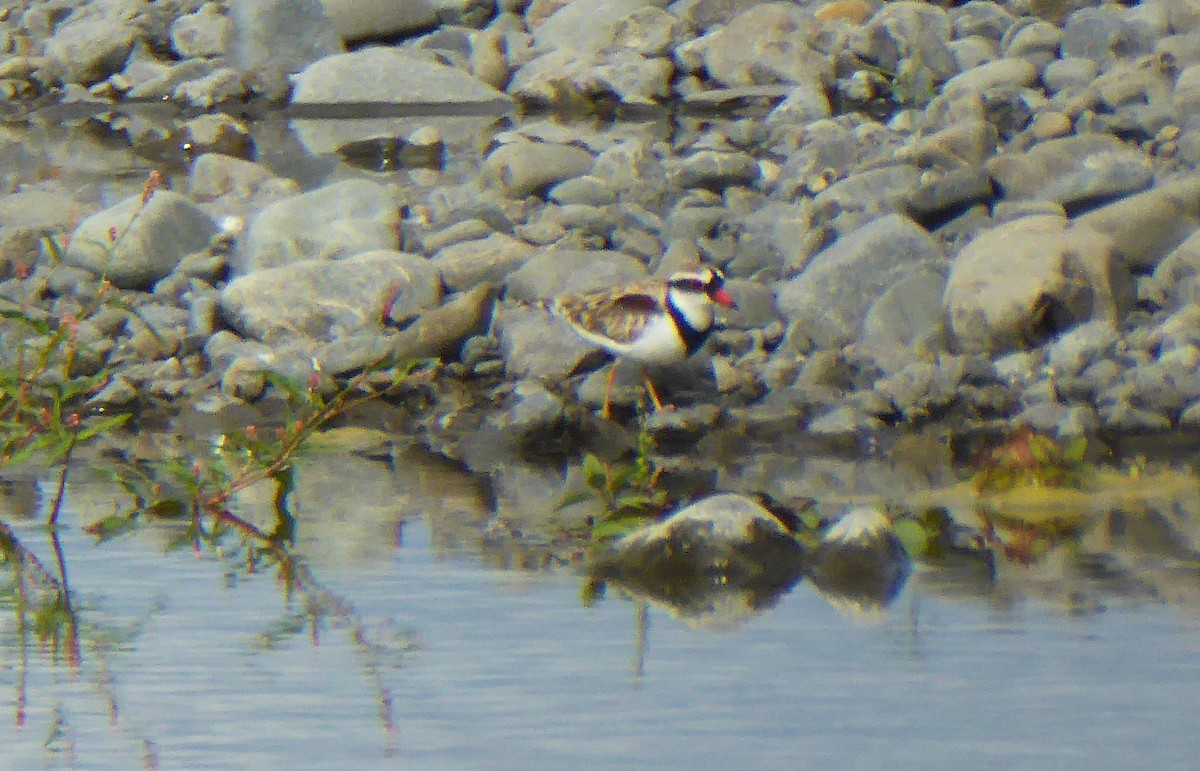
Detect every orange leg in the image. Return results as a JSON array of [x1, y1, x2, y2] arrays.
[[602, 361, 619, 419], [642, 368, 668, 412]]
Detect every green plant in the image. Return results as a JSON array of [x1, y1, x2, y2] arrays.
[[973, 428, 1089, 493], [0, 172, 173, 524], [560, 422, 670, 541]]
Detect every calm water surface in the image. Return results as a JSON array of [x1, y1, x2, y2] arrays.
[[1, 476, 1197, 771]]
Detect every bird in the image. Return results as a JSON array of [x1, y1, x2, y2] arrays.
[[553, 267, 737, 418]]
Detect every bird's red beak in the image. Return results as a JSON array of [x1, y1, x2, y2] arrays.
[[712, 288, 737, 309]]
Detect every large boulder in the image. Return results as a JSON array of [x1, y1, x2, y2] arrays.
[[66, 191, 219, 290], [219, 250, 441, 341], [943, 215, 1135, 355]]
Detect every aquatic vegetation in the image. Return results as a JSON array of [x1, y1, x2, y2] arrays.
[[560, 421, 669, 542], [973, 428, 1089, 493]]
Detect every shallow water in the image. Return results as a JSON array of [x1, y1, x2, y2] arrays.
[[1, 467, 1198, 771]]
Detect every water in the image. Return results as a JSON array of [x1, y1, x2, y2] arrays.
[[1, 473, 1197, 770]]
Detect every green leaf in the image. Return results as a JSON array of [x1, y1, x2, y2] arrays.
[[555, 489, 594, 511], [591, 516, 648, 541], [75, 413, 130, 442], [85, 514, 139, 541], [1062, 436, 1087, 463], [582, 453, 607, 490], [892, 518, 933, 558]]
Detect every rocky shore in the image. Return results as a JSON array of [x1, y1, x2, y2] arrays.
[[2, 0, 1200, 472]]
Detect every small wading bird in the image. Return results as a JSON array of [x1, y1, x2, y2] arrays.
[[554, 267, 737, 418]]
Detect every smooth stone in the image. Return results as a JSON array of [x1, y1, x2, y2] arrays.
[[813, 165, 922, 221], [1001, 19, 1062, 67], [44, 18, 136, 84], [432, 232, 536, 291], [228, 0, 344, 98], [592, 492, 805, 590], [66, 191, 218, 290], [494, 305, 597, 381], [530, 0, 669, 54], [859, 269, 948, 372], [508, 49, 673, 107], [170, 4, 232, 58], [902, 167, 995, 226], [483, 140, 595, 199], [873, 360, 960, 423], [1061, 5, 1156, 63], [504, 249, 646, 301], [681, 3, 832, 88], [219, 250, 441, 342], [775, 214, 944, 350], [291, 47, 510, 107], [986, 134, 1153, 207], [317, 0, 438, 41], [1042, 57, 1098, 93], [1073, 176, 1200, 271], [233, 179, 399, 275], [942, 57, 1038, 97], [668, 150, 759, 191], [848, 0, 958, 81], [314, 283, 495, 374], [943, 215, 1133, 355], [809, 508, 909, 610]]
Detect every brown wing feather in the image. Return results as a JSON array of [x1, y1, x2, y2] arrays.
[[556, 285, 664, 345]]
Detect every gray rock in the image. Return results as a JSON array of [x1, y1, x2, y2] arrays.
[[942, 57, 1038, 97], [1044, 321, 1120, 376], [219, 250, 441, 341], [986, 134, 1154, 207], [901, 166, 994, 226], [1042, 57, 1098, 94], [174, 67, 246, 108], [0, 190, 78, 233], [575, 355, 716, 413], [808, 405, 885, 436], [529, 0, 668, 54], [859, 269, 948, 372], [44, 18, 137, 85], [66, 191, 218, 290], [849, 0, 958, 82], [667, 150, 758, 191], [228, 0, 344, 97], [171, 4, 232, 59], [291, 47, 510, 107], [318, 0, 438, 41], [494, 305, 596, 380], [549, 176, 618, 207], [678, 3, 832, 88], [504, 249, 646, 301], [952, 2, 1015, 42], [1152, 229, 1200, 309], [591, 139, 670, 209], [812, 164, 922, 222], [775, 214, 944, 350], [641, 403, 722, 443], [809, 508, 909, 610], [593, 492, 804, 593], [1001, 20, 1062, 67], [764, 80, 832, 127], [234, 179, 399, 275], [1074, 176, 1200, 271], [1061, 5, 1157, 63], [508, 49, 674, 107], [432, 232, 536, 291], [483, 140, 595, 199], [314, 282, 495, 373], [1097, 400, 1172, 433], [873, 359, 960, 423], [943, 215, 1133, 355], [949, 36, 999, 74]]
